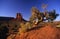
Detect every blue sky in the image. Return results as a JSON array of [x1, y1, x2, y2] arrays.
[[0, 0, 60, 21]]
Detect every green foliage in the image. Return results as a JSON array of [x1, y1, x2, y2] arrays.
[[25, 22, 32, 29], [0, 23, 8, 39], [47, 10, 59, 22], [20, 23, 27, 33], [20, 22, 33, 33], [8, 20, 20, 34]]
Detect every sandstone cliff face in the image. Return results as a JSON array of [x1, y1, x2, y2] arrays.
[[7, 24, 60, 39]]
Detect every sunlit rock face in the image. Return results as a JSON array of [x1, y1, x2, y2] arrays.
[[14, 24, 60, 39]]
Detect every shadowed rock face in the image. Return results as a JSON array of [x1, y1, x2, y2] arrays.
[[0, 26, 9, 39], [14, 13, 27, 22], [12, 24, 60, 39], [16, 13, 22, 21]]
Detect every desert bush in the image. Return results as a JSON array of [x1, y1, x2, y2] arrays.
[[8, 21, 20, 34], [20, 23, 27, 33], [25, 22, 32, 29], [19, 21, 34, 34]]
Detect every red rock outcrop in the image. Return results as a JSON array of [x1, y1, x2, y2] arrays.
[[11, 13, 27, 22], [14, 24, 60, 39], [16, 13, 22, 21]]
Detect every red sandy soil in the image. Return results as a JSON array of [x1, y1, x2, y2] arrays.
[[7, 24, 60, 39]]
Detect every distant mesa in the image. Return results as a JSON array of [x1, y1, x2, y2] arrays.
[[0, 16, 14, 21], [0, 13, 27, 22]]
